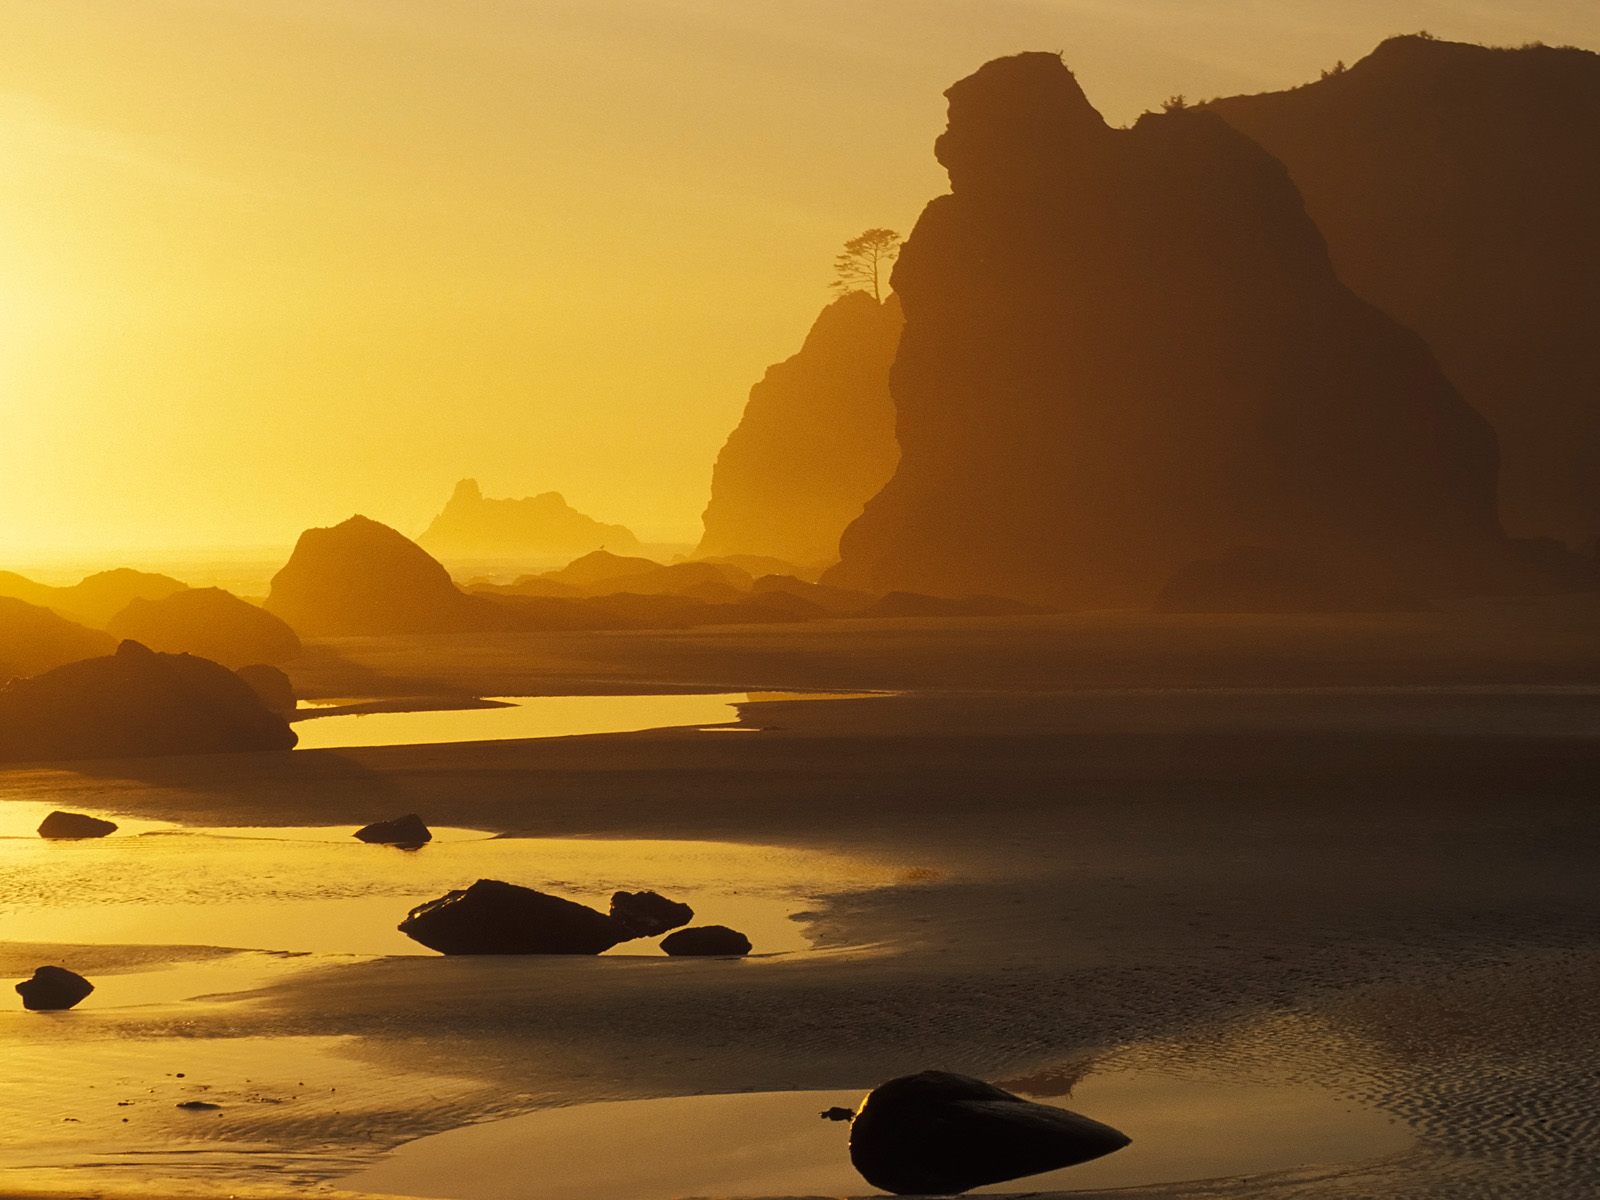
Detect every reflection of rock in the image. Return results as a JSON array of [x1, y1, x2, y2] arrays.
[[108, 587, 302, 668], [609, 890, 694, 939], [37, 810, 118, 839], [235, 664, 296, 716], [1155, 546, 1423, 614], [659, 925, 752, 957], [355, 814, 433, 847], [418, 478, 640, 563], [15, 966, 95, 1011], [399, 879, 625, 955], [849, 1071, 1130, 1195], [829, 53, 1511, 607], [0, 640, 298, 763], [0, 598, 115, 680], [699, 291, 903, 568]]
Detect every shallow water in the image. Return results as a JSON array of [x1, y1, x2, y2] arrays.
[[293, 691, 873, 750], [0, 803, 896, 964], [348, 1072, 1412, 1199]]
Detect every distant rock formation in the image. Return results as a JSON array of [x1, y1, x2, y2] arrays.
[[1208, 36, 1600, 548], [0, 569, 187, 629], [828, 53, 1516, 607], [107, 587, 302, 668], [698, 292, 903, 568], [266, 515, 517, 636], [0, 598, 115, 680], [0, 640, 297, 763], [418, 479, 640, 564]]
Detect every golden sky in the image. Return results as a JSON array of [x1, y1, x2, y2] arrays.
[[3, 0, 1595, 561]]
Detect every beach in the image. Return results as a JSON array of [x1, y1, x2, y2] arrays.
[[3, 610, 1599, 1198]]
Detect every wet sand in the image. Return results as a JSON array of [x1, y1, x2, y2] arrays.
[[3, 610, 1599, 1197]]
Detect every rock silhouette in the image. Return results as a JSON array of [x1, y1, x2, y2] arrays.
[[266, 515, 518, 636], [0, 640, 297, 763], [849, 1071, 1130, 1195], [659, 925, 752, 956], [0, 568, 187, 628], [609, 890, 694, 939], [15, 966, 95, 1011], [418, 478, 641, 564], [235, 664, 296, 715], [1209, 36, 1600, 549], [828, 53, 1513, 607], [0, 597, 115, 680], [399, 879, 625, 955], [355, 814, 433, 847], [699, 291, 902, 569], [1156, 546, 1423, 614], [108, 587, 302, 668], [37, 811, 118, 839]]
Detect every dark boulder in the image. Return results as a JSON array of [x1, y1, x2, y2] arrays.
[[609, 890, 694, 939], [355, 813, 433, 847], [0, 640, 297, 763], [15, 966, 95, 1011], [660, 925, 752, 957], [235, 663, 296, 716], [849, 1070, 1130, 1195], [37, 810, 118, 839], [399, 879, 625, 955]]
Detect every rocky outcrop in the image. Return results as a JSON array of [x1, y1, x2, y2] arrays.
[[1155, 546, 1422, 613], [418, 479, 640, 565], [108, 587, 302, 668], [659, 925, 752, 956], [849, 1071, 1130, 1194], [698, 292, 903, 569], [0, 598, 115, 680], [37, 811, 118, 839], [15, 966, 95, 1011], [828, 53, 1514, 607], [0, 569, 188, 629], [609, 890, 694, 939], [355, 814, 432, 847], [1208, 37, 1600, 548], [399, 879, 625, 955], [266, 515, 517, 636], [235, 664, 296, 715], [0, 640, 297, 763]]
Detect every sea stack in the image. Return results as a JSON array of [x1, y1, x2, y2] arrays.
[[1209, 37, 1600, 549], [418, 479, 642, 565], [827, 53, 1511, 608], [698, 292, 902, 570]]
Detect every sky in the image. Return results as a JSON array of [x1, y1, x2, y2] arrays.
[[2, 1, 1596, 563]]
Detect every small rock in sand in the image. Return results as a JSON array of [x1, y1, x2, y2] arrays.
[[399, 879, 625, 955], [37, 810, 117, 839], [355, 813, 433, 847], [609, 890, 694, 939], [176, 1100, 221, 1111], [848, 1070, 1130, 1195], [15, 966, 95, 1011], [660, 925, 752, 957]]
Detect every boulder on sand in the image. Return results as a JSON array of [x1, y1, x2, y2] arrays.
[[399, 879, 625, 955], [659, 925, 752, 957], [609, 890, 695, 939], [0, 640, 297, 763], [37, 810, 118, 840], [355, 814, 433, 847], [848, 1070, 1130, 1195], [15, 966, 95, 1011]]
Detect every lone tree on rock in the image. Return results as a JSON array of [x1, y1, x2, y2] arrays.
[[832, 228, 901, 301]]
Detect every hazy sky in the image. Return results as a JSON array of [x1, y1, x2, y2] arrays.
[[3, 1, 1596, 561]]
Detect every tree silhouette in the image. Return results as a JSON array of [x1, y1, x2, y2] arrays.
[[832, 228, 901, 301]]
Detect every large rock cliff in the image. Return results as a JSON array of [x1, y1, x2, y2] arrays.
[[1208, 36, 1600, 547], [827, 53, 1510, 607], [697, 291, 902, 569]]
